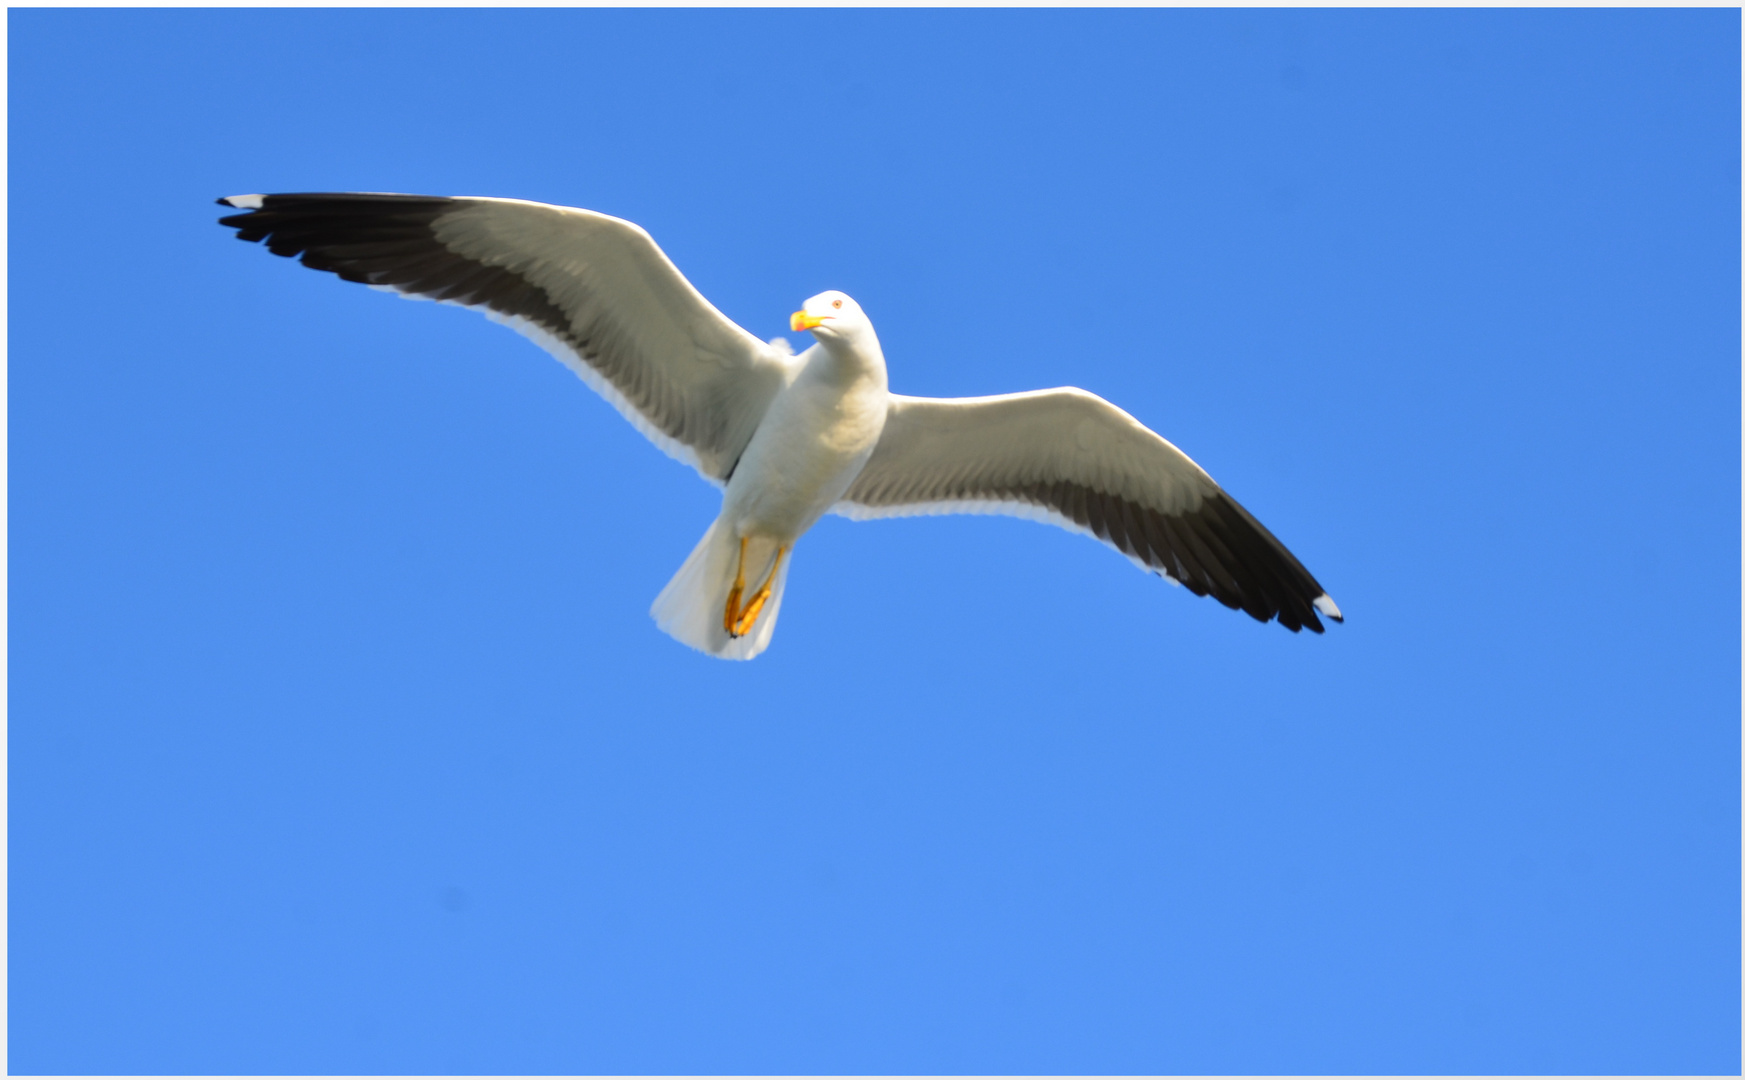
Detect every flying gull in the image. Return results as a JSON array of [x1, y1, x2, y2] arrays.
[[217, 193, 1342, 659]]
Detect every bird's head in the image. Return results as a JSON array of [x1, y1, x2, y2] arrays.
[[790, 290, 870, 343]]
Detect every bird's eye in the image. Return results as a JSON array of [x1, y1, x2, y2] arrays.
[[832, 299, 843, 309]]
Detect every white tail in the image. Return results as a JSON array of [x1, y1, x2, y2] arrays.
[[650, 518, 793, 661]]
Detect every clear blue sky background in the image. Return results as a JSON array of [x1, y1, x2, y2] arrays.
[[10, 8, 1739, 1074]]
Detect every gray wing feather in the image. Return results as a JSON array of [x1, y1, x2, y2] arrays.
[[218, 193, 793, 484], [836, 389, 1340, 632]]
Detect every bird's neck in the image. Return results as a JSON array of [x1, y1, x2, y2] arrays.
[[813, 333, 889, 393]]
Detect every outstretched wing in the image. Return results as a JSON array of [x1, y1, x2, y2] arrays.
[[217, 192, 794, 484], [835, 388, 1342, 632]]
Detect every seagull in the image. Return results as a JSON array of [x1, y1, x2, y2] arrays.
[[217, 193, 1342, 659]]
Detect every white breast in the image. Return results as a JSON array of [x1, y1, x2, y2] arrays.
[[723, 350, 889, 540]]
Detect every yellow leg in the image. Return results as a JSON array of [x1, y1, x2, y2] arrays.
[[723, 537, 748, 635], [726, 544, 786, 639]]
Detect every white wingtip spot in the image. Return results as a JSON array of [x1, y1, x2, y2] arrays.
[[222, 194, 265, 209], [1313, 594, 1343, 622]]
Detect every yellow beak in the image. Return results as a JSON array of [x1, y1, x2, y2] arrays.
[[791, 310, 826, 332]]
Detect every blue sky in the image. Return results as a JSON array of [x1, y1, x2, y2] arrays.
[[10, 8, 1739, 1074]]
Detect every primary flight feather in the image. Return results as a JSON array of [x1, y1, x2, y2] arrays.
[[216, 192, 1341, 659]]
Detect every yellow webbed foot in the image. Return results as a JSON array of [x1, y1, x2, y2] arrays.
[[723, 537, 748, 635], [725, 542, 785, 639]]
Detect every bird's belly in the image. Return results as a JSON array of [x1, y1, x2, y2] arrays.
[[724, 384, 885, 540]]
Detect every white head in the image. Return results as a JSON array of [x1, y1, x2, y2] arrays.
[[790, 290, 873, 345]]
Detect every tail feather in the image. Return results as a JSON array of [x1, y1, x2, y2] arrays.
[[651, 518, 792, 660]]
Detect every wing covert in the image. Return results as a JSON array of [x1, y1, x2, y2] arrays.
[[217, 192, 794, 483], [836, 389, 1340, 632]]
